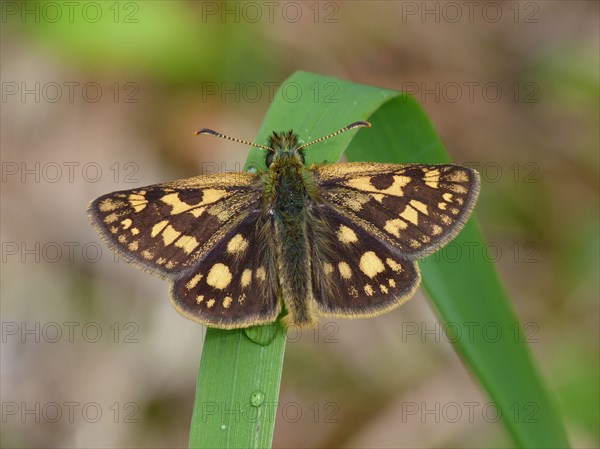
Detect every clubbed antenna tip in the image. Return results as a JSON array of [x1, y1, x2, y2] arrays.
[[297, 121, 372, 151], [195, 128, 221, 137]]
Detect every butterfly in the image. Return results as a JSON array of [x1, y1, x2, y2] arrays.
[[88, 121, 480, 329]]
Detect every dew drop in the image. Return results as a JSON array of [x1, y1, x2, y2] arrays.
[[220, 424, 226, 430], [250, 390, 265, 407], [244, 323, 280, 346]]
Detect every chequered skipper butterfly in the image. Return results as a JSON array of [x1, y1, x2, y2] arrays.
[[88, 122, 480, 328]]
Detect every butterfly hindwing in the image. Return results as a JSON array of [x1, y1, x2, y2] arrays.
[[308, 204, 420, 318], [170, 210, 280, 328], [87, 172, 261, 277], [314, 163, 480, 259]]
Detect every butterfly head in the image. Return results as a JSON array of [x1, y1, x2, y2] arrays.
[[195, 121, 371, 169], [266, 130, 304, 167]]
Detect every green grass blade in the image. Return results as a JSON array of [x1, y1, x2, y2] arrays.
[[189, 71, 569, 448], [189, 325, 286, 449]]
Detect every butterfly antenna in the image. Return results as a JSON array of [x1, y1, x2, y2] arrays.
[[195, 128, 274, 151], [296, 121, 371, 151]]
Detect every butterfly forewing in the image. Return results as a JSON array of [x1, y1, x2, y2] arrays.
[[314, 163, 480, 259], [88, 172, 261, 277]]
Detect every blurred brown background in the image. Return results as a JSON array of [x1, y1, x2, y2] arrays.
[[1, 1, 598, 448]]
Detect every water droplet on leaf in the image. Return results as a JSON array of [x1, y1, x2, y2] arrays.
[[244, 323, 279, 346], [250, 390, 265, 407]]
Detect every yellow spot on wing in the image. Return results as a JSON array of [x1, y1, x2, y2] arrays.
[[128, 241, 139, 251], [337, 225, 358, 243], [151, 220, 169, 238], [104, 213, 118, 224], [162, 225, 181, 246], [337, 192, 370, 211], [128, 193, 147, 212], [241, 269, 252, 287], [206, 263, 232, 290], [227, 234, 249, 254], [424, 169, 440, 188], [256, 267, 266, 282], [432, 224, 443, 235], [371, 193, 385, 203], [378, 175, 411, 196], [131, 228, 140, 235], [196, 295, 204, 303], [142, 250, 153, 260], [345, 176, 373, 191], [388, 278, 396, 287], [409, 200, 429, 215], [443, 192, 453, 202], [175, 235, 200, 254], [448, 170, 468, 182], [379, 284, 389, 294], [99, 198, 120, 212], [338, 262, 352, 279], [438, 202, 447, 210], [324, 263, 334, 275], [346, 175, 411, 197], [449, 184, 467, 194], [386, 259, 402, 272], [207, 299, 215, 308], [360, 252, 385, 278], [400, 205, 419, 225], [121, 219, 132, 229], [223, 297, 233, 308], [202, 189, 229, 204], [384, 218, 408, 237], [161, 189, 228, 215], [364, 284, 374, 296], [190, 207, 206, 218], [186, 273, 203, 290], [161, 193, 198, 214]]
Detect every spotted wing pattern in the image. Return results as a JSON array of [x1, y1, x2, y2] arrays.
[[170, 210, 280, 328], [314, 163, 480, 259], [88, 172, 285, 328], [307, 204, 420, 318], [88, 172, 261, 277]]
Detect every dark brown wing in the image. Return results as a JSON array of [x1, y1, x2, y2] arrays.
[[88, 172, 261, 277], [170, 210, 280, 329], [307, 204, 420, 319], [314, 163, 480, 259]]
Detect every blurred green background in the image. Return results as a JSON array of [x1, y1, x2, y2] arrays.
[[1, 1, 598, 448]]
